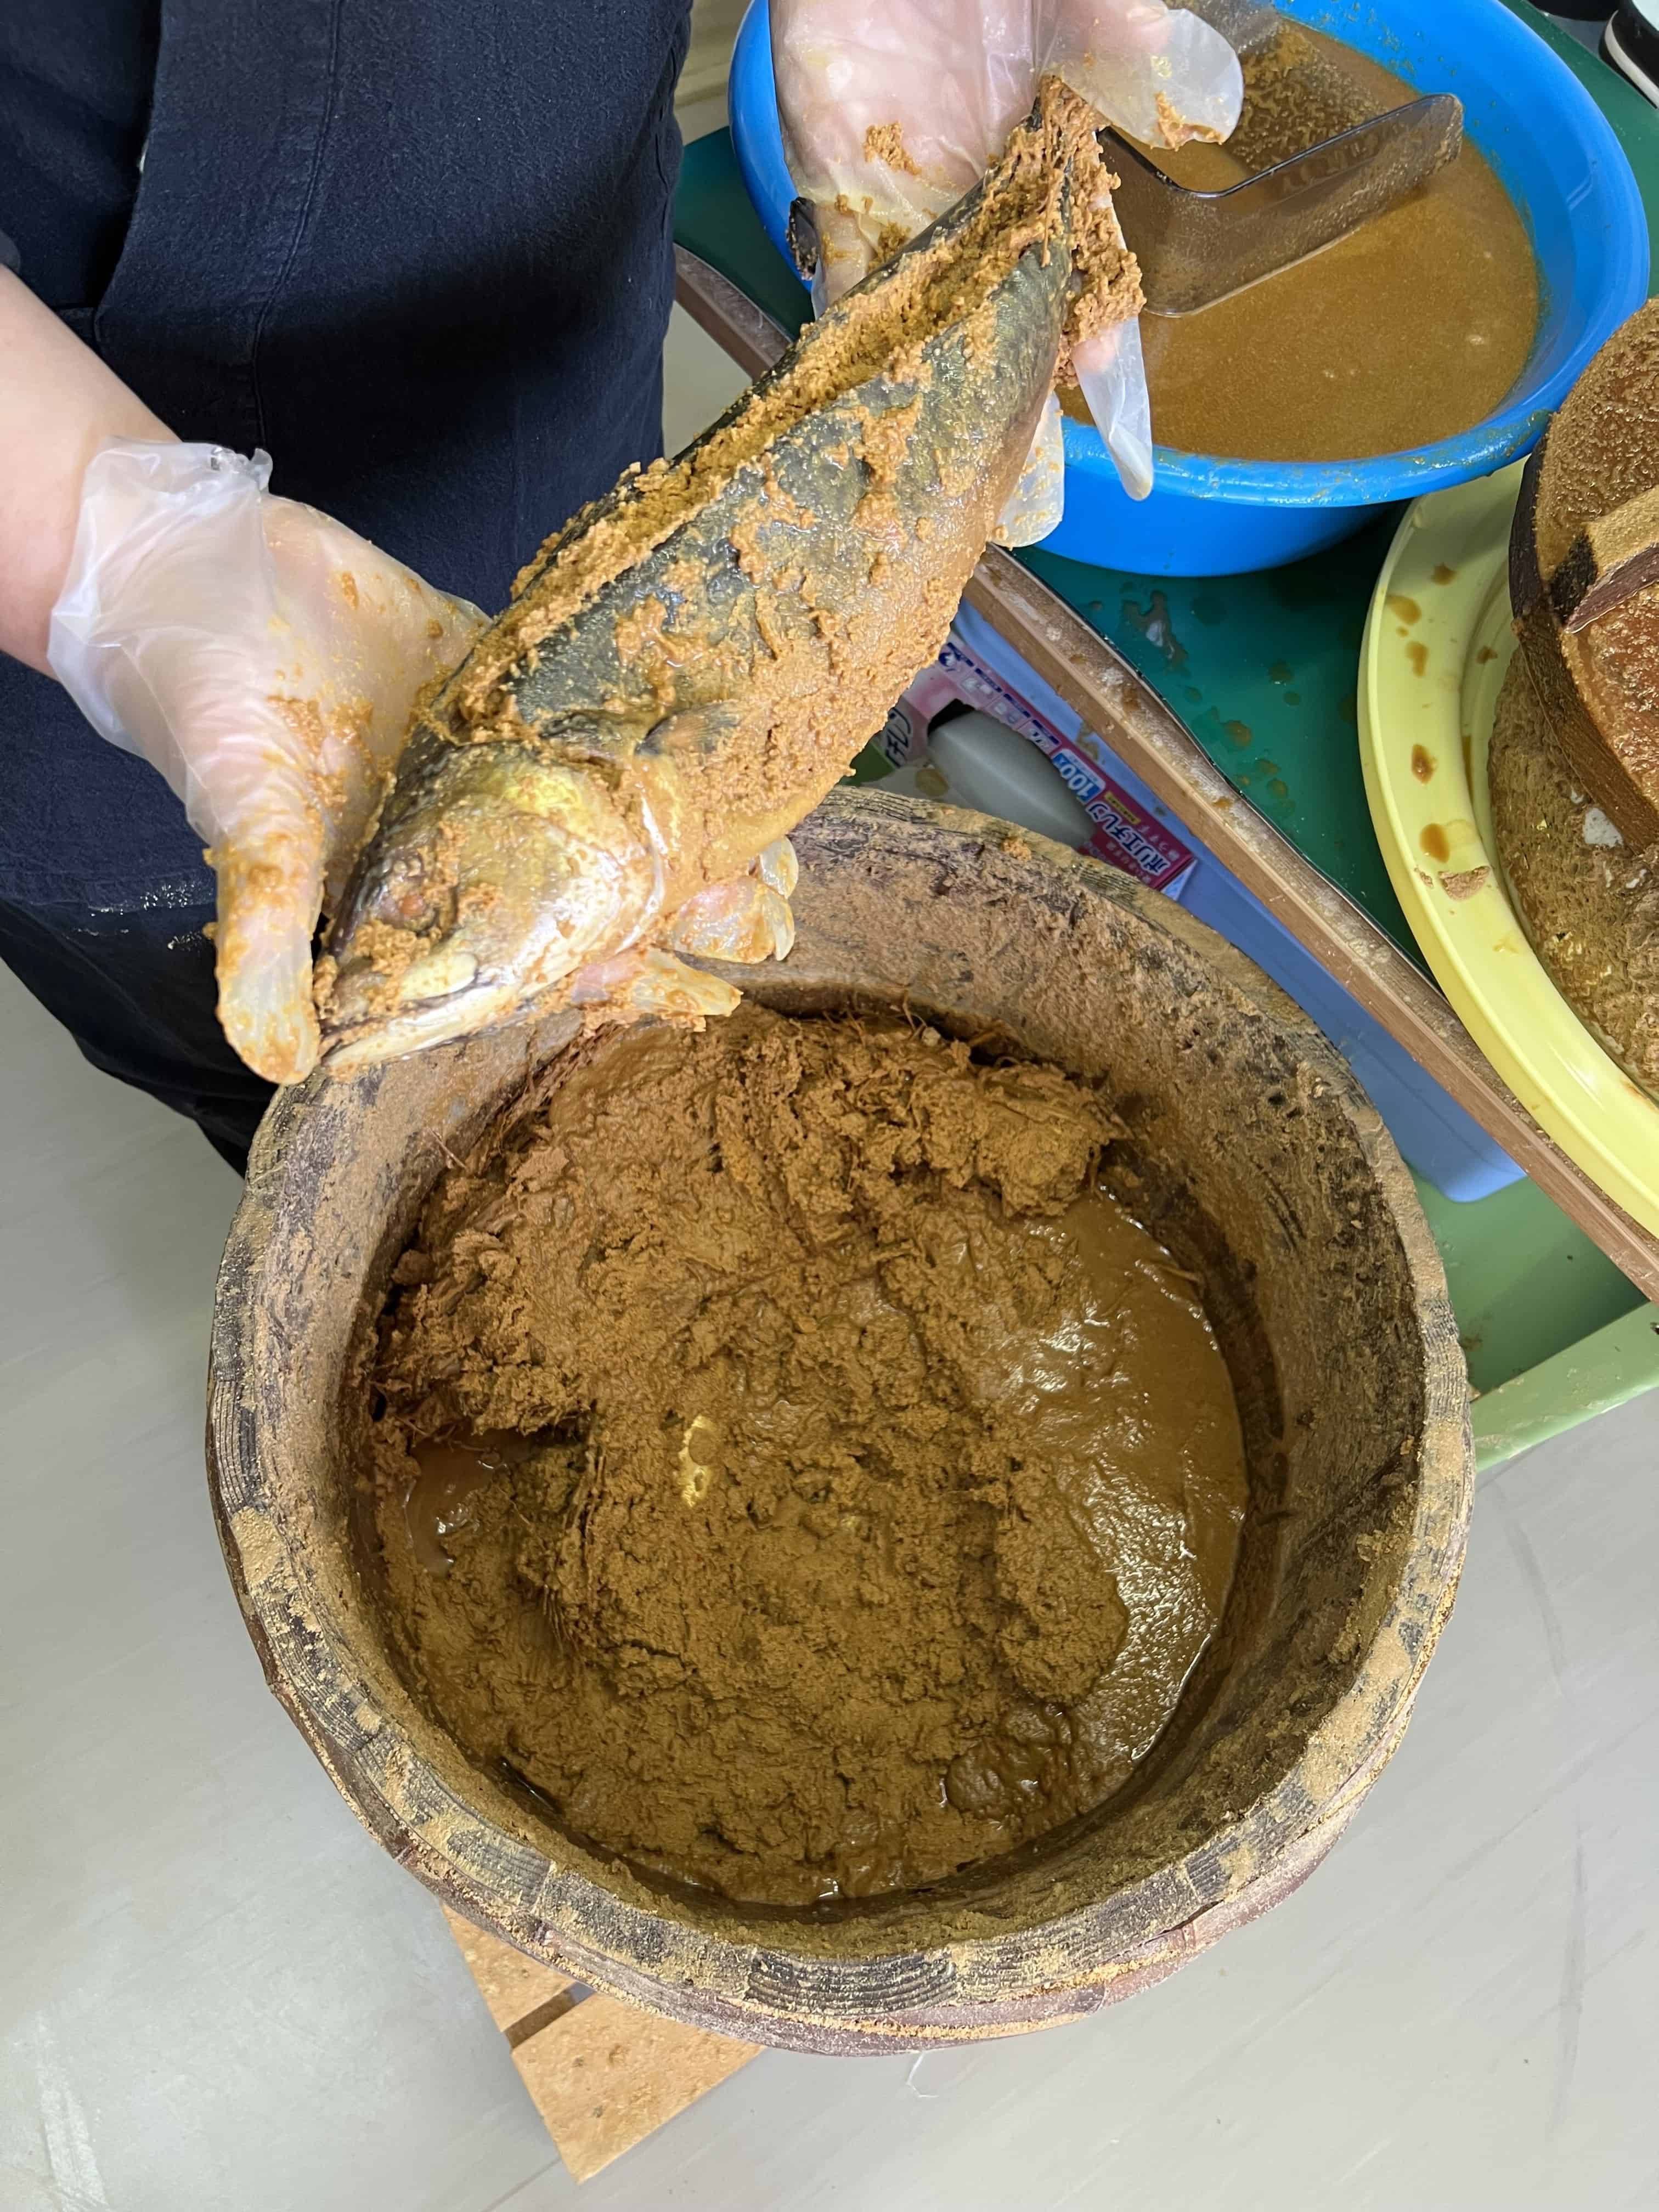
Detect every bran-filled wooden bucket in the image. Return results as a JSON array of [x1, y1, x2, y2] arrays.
[[208, 789, 1472, 2053]]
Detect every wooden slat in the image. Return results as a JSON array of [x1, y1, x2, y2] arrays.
[[443, 1904, 759, 2180], [442, 1905, 573, 2035], [670, 246, 1659, 1302], [511, 1992, 761, 2185]]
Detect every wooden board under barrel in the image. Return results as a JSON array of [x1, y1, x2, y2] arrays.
[[441, 1906, 759, 2182]]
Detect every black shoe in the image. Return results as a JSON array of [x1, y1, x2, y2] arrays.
[[1604, 0, 1659, 106]]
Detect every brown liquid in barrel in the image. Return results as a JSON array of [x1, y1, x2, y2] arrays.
[[404, 1435, 532, 1574], [1071, 27, 1538, 462], [371, 1009, 1249, 1908]]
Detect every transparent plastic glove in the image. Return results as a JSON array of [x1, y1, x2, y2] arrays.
[[990, 392, 1066, 545], [49, 441, 484, 1085], [772, 0, 1243, 513], [1075, 317, 1154, 499]]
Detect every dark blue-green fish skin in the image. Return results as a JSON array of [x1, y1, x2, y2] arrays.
[[322, 83, 1122, 1068]]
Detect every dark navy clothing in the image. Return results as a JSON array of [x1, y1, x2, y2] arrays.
[[0, 894, 267, 1171], [0, 0, 687, 1165], [0, 0, 160, 309]]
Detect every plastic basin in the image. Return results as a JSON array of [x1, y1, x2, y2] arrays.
[[728, 0, 1649, 574]]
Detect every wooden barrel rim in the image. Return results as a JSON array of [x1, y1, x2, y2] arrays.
[[207, 788, 1472, 2053]]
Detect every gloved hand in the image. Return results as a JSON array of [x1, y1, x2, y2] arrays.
[[48, 441, 484, 1085], [772, 0, 1243, 515]]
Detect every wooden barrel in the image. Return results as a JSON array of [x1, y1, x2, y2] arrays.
[[208, 789, 1472, 2053]]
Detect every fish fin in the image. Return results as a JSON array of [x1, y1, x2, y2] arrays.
[[567, 945, 744, 1023], [753, 836, 799, 899], [665, 873, 795, 965]]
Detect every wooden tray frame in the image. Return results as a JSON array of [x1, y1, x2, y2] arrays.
[[443, 1907, 758, 2182]]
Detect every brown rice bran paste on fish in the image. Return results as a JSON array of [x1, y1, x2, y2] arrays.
[[1063, 26, 1537, 462], [443, 76, 1136, 744], [368, 1007, 1247, 1907]]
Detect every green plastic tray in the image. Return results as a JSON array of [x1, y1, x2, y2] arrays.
[[672, 6, 1659, 1464]]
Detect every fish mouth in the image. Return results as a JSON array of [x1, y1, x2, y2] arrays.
[[321, 974, 522, 1071]]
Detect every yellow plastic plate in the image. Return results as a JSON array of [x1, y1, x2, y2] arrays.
[[1359, 461, 1659, 1238]]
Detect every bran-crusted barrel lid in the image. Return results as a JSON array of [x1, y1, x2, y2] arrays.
[[1513, 299, 1659, 845]]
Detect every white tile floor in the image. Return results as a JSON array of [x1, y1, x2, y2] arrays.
[[1, 331, 1655, 2211]]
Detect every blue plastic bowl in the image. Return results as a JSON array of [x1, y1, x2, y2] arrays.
[[729, 0, 1649, 574]]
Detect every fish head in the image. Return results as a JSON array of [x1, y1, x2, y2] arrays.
[[319, 737, 659, 1069]]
